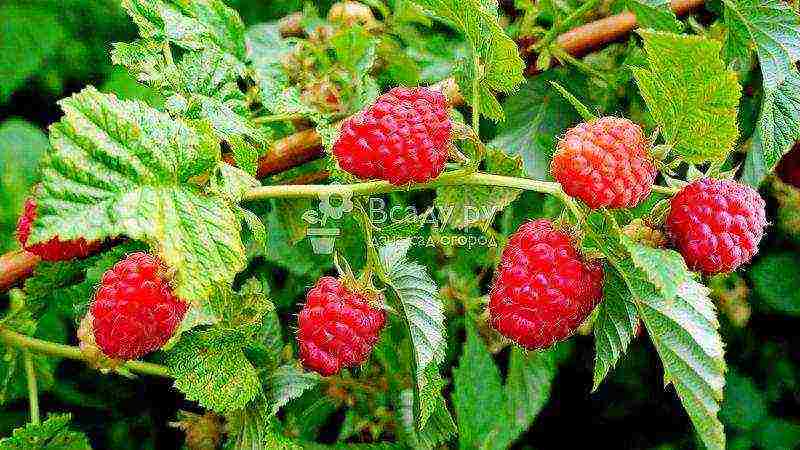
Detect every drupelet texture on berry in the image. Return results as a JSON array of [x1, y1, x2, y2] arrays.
[[489, 219, 604, 350], [91, 252, 188, 360], [332, 86, 452, 185], [551, 116, 657, 209], [16, 198, 101, 261], [297, 277, 387, 376], [666, 178, 767, 274]]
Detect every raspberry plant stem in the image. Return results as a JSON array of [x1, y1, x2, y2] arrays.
[[0, 327, 171, 378], [23, 350, 39, 425]]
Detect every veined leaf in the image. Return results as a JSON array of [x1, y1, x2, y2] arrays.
[[452, 319, 505, 449], [266, 364, 321, 416], [121, 0, 246, 66], [31, 87, 246, 304], [592, 266, 639, 391], [636, 280, 726, 450], [167, 328, 262, 413], [625, 0, 683, 32], [246, 23, 294, 115], [225, 401, 303, 450], [379, 239, 450, 430], [499, 348, 556, 444], [723, 0, 800, 185], [435, 146, 524, 229], [632, 31, 741, 164], [621, 235, 690, 301], [0, 414, 91, 450], [398, 388, 457, 449]]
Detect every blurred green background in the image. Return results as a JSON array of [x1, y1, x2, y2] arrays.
[[1, 1, 800, 449]]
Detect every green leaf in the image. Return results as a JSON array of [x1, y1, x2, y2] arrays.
[[265, 364, 321, 416], [167, 328, 262, 413], [723, 0, 800, 184], [434, 146, 524, 229], [621, 235, 690, 301], [0, 413, 91, 450], [490, 70, 585, 180], [636, 280, 726, 450], [30, 87, 246, 304], [592, 266, 639, 391], [246, 23, 294, 115], [720, 370, 768, 432], [331, 26, 377, 75], [397, 388, 457, 449], [225, 401, 303, 450], [379, 239, 449, 428], [411, 0, 525, 118], [632, 31, 741, 164], [749, 252, 800, 315], [121, 0, 247, 65], [500, 348, 556, 443], [452, 319, 505, 449], [625, 0, 683, 32]]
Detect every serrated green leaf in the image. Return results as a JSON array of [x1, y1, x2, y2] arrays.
[[379, 239, 448, 428], [224, 401, 303, 450], [632, 31, 741, 164], [122, 0, 246, 65], [626, 0, 683, 32], [397, 388, 457, 449], [29, 88, 245, 304], [435, 147, 524, 229], [452, 318, 505, 449], [246, 23, 294, 115], [331, 25, 377, 75], [0, 413, 91, 450], [266, 364, 321, 416], [723, 0, 800, 185], [500, 348, 556, 443], [592, 266, 639, 391], [621, 235, 690, 301], [167, 329, 262, 413]]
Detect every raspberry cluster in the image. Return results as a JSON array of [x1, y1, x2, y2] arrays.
[[297, 277, 386, 376], [16, 198, 101, 261], [551, 117, 657, 209], [488, 219, 604, 350], [666, 178, 767, 274], [91, 252, 188, 360], [332, 87, 452, 185]]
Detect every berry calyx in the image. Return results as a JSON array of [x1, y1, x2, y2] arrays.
[[488, 219, 604, 350], [297, 276, 387, 376], [16, 198, 101, 261], [622, 218, 667, 248], [332, 86, 452, 185], [551, 116, 657, 209], [666, 178, 767, 274], [91, 252, 188, 360]]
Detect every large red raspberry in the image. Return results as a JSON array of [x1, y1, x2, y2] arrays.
[[551, 116, 657, 209], [91, 252, 188, 360], [489, 219, 604, 350], [297, 277, 387, 376], [777, 142, 800, 188], [332, 86, 452, 185], [16, 198, 101, 261], [666, 178, 767, 274]]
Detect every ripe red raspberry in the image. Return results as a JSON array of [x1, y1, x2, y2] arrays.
[[551, 116, 657, 209], [16, 198, 101, 261], [91, 252, 188, 360], [489, 219, 604, 350], [777, 142, 800, 188], [297, 277, 387, 376], [332, 86, 452, 185], [666, 178, 767, 274]]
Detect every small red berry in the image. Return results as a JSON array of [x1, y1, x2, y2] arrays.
[[16, 198, 101, 261], [91, 252, 188, 360], [332, 86, 452, 185], [489, 219, 604, 350], [297, 277, 387, 376], [776, 142, 800, 188], [666, 178, 767, 274], [551, 116, 657, 209]]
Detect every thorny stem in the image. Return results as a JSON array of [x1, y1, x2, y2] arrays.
[[24, 350, 39, 425], [0, 327, 171, 378]]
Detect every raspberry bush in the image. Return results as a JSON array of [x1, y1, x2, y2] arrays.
[[0, 1, 798, 449]]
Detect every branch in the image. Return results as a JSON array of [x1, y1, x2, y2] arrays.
[[0, 250, 39, 292], [0, 327, 171, 378]]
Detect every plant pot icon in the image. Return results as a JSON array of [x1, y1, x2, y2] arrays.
[[307, 228, 340, 254]]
